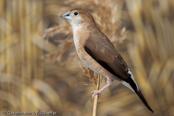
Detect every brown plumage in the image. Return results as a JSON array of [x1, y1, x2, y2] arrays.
[[61, 8, 153, 112], [84, 28, 129, 82]]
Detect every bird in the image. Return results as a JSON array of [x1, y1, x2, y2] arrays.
[[61, 8, 153, 112]]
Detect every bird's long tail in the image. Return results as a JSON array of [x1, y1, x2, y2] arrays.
[[129, 78, 154, 113]]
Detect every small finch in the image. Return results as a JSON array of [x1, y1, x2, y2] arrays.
[[61, 8, 153, 112]]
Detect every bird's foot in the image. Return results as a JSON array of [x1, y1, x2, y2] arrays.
[[91, 79, 113, 99], [91, 90, 101, 99]]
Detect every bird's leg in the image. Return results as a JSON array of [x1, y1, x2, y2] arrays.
[[91, 79, 113, 98]]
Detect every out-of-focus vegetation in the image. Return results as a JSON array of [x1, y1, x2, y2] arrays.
[[0, 0, 174, 116]]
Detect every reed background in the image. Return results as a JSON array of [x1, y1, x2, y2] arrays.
[[0, 0, 174, 116]]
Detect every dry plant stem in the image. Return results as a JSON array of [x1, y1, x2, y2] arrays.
[[92, 75, 100, 116]]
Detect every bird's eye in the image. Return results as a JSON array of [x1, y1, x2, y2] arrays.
[[74, 12, 78, 16]]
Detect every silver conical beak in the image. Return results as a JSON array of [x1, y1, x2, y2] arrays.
[[60, 11, 71, 20]]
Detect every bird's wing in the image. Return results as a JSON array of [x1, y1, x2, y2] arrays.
[[84, 32, 130, 82], [84, 32, 153, 112]]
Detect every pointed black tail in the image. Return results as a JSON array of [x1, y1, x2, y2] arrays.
[[135, 90, 153, 112], [129, 78, 154, 113]]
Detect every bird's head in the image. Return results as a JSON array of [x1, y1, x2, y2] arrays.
[[61, 8, 95, 29]]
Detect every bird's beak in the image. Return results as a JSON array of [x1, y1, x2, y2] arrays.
[[60, 11, 71, 20]]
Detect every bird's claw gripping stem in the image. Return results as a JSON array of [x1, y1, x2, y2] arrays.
[[91, 80, 113, 99], [91, 90, 101, 99]]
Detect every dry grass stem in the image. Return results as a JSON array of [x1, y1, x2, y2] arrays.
[[92, 75, 100, 116]]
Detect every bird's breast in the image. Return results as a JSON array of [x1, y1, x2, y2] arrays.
[[73, 28, 89, 48], [73, 29, 96, 70]]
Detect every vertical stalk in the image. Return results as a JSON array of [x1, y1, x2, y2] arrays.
[[92, 75, 100, 116]]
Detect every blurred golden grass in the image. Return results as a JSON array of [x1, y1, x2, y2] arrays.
[[0, 0, 174, 116]]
